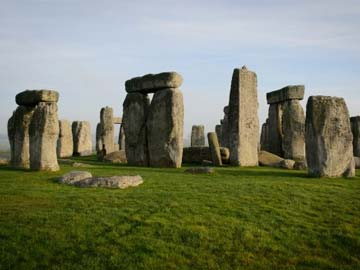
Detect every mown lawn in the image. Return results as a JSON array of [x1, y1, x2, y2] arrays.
[[0, 156, 359, 270]]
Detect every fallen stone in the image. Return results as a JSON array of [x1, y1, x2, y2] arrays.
[[57, 120, 73, 158], [228, 66, 259, 166], [207, 132, 222, 166], [58, 171, 92, 185], [191, 125, 205, 147], [103, 150, 127, 164], [266, 85, 304, 104], [16, 90, 59, 106], [125, 72, 183, 93], [147, 88, 184, 168], [258, 151, 284, 167], [277, 159, 295, 170], [305, 96, 355, 177], [185, 167, 215, 174], [73, 175, 143, 189], [72, 121, 93, 156]]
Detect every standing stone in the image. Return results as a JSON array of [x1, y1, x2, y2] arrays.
[[220, 106, 230, 148], [305, 96, 355, 177], [57, 120, 73, 158], [7, 106, 35, 169], [215, 124, 222, 145], [99, 107, 114, 154], [350, 116, 360, 157], [191, 125, 205, 147], [95, 123, 102, 153], [207, 132, 222, 166], [72, 121, 92, 156], [227, 66, 259, 166], [267, 103, 283, 156], [29, 102, 59, 171], [260, 119, 269, 151], [118, 124, 126, 151], [123, 93, 150, 166], [147, 88, 184, 168], [281, 100, 305, 160]]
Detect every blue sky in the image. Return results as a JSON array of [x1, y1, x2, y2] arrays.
[[1, 0, 359, 140]]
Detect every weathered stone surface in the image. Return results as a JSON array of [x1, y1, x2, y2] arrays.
[[73, 175, 143, 189], [305, 96, 355, 177], [29, 102, 59, 171], [258, 151, 284, 167], [99, 107, 114, 154], [147, 88, 184, 168], [260, 119, 270, 151], [95, 123, 102, 153], [220, 147, 230, 164], [8, 106, 35, 169], [103, 150, 127, 164], [294, 160, 307, 170], [228, 67, 259, 166], [207, 132, 222, 166], [277, 159, 295, 170], [123, 93, 150, 166], [267, 103, 283, 156], [59, 171, 92, 184], [354, 156, 360, 169], [191, 125, 205, 147], [57, 120, 73, 158], [16, 90, 59, 106], [215, 125, 222, 144], [118, 124, 126, 151], [266, 85, 304, 104], [220, 106, 229, 148], [125, 72, 183, 93], [72, 121, 92, 156], [113, 117, 122, 124], [350, 116, 360, 157], [281, 100, 305, 160], [185, 167, 215, 174]]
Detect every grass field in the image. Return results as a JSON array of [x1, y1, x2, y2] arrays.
[[0, 156, 359, 270]]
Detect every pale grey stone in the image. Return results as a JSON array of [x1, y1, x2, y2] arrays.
[[147, 88, 184, 167], [350, 116, 360, 157], [277, 159, 295, 170], [72, 121, 92, 156], [207, 132, 222, 166], [294, 161, 307, 170], [57, 120, 73, 158], [29, 102, 59, 171], [191, 125, 205, 147], [228, 67, 259, 166], [125, 72, 183, 93], [103, 150, 127, 164], [16, 89, 59, 106], [73, 175, 143, 189], [266, 85, 304, 104], [258, 151, 284, 167], [123, 93, 150, 166], [8, 106, 35, 169], [305, 96, 355, 177], [59, 171, 92, 184], [99, 106, 114, 155]]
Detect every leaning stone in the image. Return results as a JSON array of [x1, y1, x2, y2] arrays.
[[29, 102, 59, 171], [281, 100, 305, 160], [57, 120, 73, 158], [185, 167, 215, 174], [305, 96, 355, 177], [350, 116, 360, 157], [16, 90, 59, 106], [123, 93, 150, 166], [147, 88, 184, 168], [258, 151, 284, 167], [103, 150, 127, 164], [191, 125, 205, 147], [72, 121, 93, 156], [8, 106, 35, 169], [125, 72, 183, 93], [266, 85, 304, 104], [74, 175, 143, 189], [59, 171, 92, 185], [228, 66, 259, 166], [207, 132, 222, 166]]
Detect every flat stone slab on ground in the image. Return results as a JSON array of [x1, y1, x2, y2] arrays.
[[267, 85, 304, 104], [59, 171, 93, 185], [16, 90, 59, 106], [103, 150, 127, 164], [185, 167, 215, 174], [125, 72, 183, 93], [258, 150, 284, 167]]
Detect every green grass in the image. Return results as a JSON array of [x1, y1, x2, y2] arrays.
[[0, 156, 359, 270]]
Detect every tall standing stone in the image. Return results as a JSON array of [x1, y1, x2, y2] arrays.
[[191, 125, 205, 147], [260, 118, 269, 151], [29, 102, 59, 171], [95, 123, 102, 153], [72, 121, 92, 156], [99, 107, 114, 154], [305, 96, 355, 177], [215, 124, 222, 145], [123, 93, 150, 166], [207, 132, 222, 166], [147, 88, 184, 168], [267, 103, 283, 156], [118, 124, 126, 151], [227, 66, 259, 166], [7, 106, 35, 169], [220, 106, 230, 148], [350, 116, 360, 157], [57, 120, 73, 158]]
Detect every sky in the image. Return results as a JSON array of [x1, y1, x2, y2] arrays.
[[0, 0, 359, 142]]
